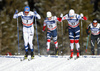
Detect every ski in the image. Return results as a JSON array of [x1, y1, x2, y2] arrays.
[[20, 58, 27, 61], [82, 55, 100, 58], [74, 57, 79, 60], [67, 57, 73, 60], [28, 58, 34, 61]]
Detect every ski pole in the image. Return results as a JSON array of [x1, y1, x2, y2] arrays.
[[61, 20, 63, 55], [81, 20, 83, 54], [60, 13, 63, 55], [17, 15, 20, 55], [86, 35, 89, 52], [35, 16, 40, 55]]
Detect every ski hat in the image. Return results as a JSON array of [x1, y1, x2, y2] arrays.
[[93, 19, 97, 23], [24, 6, 30, 12], [47, 11, 52, 17], [69, 9, 75, 17]]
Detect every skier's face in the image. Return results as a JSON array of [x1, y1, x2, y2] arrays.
[[93, 22, 97, 27], [24, 11, 29, 15], [48, 17, 52, 20]]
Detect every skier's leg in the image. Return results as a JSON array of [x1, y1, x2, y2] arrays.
[[53, 29, 58, 55], [29, 34, 34, 57], [23, 27, 29, 58], [75, 40, 80, 57], [68, 28, 74, 58], [97, 36, 100, 55], [75, 28, 80, 57], [70, 40, 74, 58], [91, 35, 95, 55], [46, 31, 51, 54], [29, 26, 34, 58], [53, 38, 58, 55]]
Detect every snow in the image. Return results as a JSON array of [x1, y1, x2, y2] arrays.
[[0, 55, 100, 71]]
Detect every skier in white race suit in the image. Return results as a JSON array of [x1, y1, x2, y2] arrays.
[[13, 6, 41, 59]]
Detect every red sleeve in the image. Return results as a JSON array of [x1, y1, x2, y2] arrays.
[[57, 17, 62, 22], [43, 26, 46, 31], [83, 16, 87, 20]]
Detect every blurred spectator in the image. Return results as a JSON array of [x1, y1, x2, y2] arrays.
[[6, 52, 12, 56]]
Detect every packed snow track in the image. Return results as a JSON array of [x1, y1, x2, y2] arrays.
[[0, 55, 100, 71]]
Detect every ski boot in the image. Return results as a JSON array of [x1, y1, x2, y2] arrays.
[[31, 52, 34, 59], [24, 52, 28, 59], [47, 51, 50, 55], [77, 50, 79, 58], [46, 49, 50, 56], [55, 48, 58, 56], [70, 50, 73, 59]]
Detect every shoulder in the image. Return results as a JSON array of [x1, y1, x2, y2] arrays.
[[44, 18, 48, 22], [29, 11, 34, 15], [64, 14, 68, 17], [52, 16, 57, 19], [75, 14, 81, 18], [29, 11, 34, 13], [89, 23, 93, 26], [18, 11, 23, 14], [97, 23, 100, 26], [63, 14, 68, 19], [45, 17, 48, 20], [98, 23, 100, 25]]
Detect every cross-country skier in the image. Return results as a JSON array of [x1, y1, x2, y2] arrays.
[[13, 6, 41, 59], [59, 9, 87, 58], [86, 19, 100, 55], [42, 11, 61, 55]]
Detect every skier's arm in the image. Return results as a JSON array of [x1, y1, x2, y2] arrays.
[[53, 16, 62, 22], [86, 24, 90, 35], [13, 10, 22, 19], [80, 13, 87, 20], [57, 17, 62, 22], [42, 21, 46, 32], [57, 13, 65, 22], [34, 11, 41, 19]]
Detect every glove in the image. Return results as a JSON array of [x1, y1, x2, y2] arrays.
[[60, 13, 63, 18], [34, 11, 37, 15], [80, 13, 83, 18], [87, 31, 90, 35], [42, 30, 45, 32], [15, 9, 18, 14]]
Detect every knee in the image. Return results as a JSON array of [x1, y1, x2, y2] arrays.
[[47, 39, 50, 42], [29, 41, 32, 45], [53, 36, 57, 42], [24, 42, 28, 46], [75, 40, 79, 43], [70, 40, 74, 43], [54, 41, 58, 44]]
